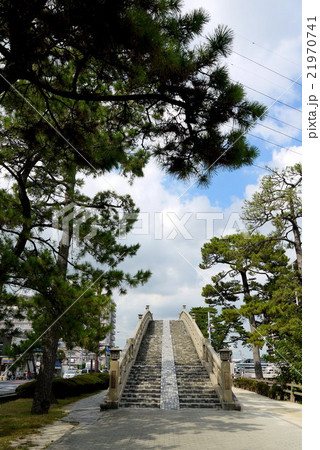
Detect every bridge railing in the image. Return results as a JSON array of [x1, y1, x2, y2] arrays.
[[101, 305, 153, 409], [118, 307, 153, 398], [179, 307, 241, 410]]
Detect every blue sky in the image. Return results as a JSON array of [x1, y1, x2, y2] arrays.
[[162, 0, 302, 208]]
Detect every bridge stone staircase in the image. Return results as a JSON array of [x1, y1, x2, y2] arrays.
[[170, 320, 221, 408], [119, 319, 221, 409], [119, 320, 163, 408]]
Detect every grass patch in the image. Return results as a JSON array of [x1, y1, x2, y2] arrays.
[[0, 392, 101, 449]]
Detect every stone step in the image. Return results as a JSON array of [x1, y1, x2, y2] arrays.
[[177, 380, 213, 391], [133, 364, 161, 367], [127, 371, 161, 375], [121, 395, 160, 403], [128, 375, 161, 379], [122, 388, 161, 394], [177, 381, 215, 386], [120, 398, 156, 401], [178, 388, 219, 394], [127, 371, 161, 374], [177, 375, 212, 386], [125, 380, 161, 384], [179, 395, 219, 401], [119, 402, 160, 408], [130, 366, 161, 369], [176, 373, 213, 379], [120, 397, 160, 403], [129, 366, 161, 369], [122, 392, 161, 401], [179, 403, 221, 409], [124, 380, 160, 384], [122, 385, 161, 391], [125, 378, 161, 382], [123, 387, 160, 392], [178, 392, 219, 398]]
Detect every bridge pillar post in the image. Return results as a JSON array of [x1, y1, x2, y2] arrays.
[[219, 348, 233, 404], [101, 347, 122, 409]]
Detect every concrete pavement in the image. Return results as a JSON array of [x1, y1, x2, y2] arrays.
[[46, 387, 301, 450]]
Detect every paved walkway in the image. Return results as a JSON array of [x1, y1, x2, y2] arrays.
[[45, 388, 301, 450]]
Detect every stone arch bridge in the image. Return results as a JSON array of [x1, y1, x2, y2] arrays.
[[101, 306, 240, 411]]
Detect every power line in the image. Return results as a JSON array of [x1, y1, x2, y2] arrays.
[[233, 51, 302, 86], [255, 123, 302, 143], [265, 114, 302, 131], [228, 64, 302, 129], [224, 123, 302, 154], [241, 84, 302, 112], [229, 62, 302, 116], [230, 77, 302, 112], [246, 132, 302, 154], [230, 62, 288, 91]]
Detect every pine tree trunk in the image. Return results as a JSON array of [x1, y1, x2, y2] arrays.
[[240, 270, 263, 380], [291, 217, 302, 280], [31, 169, 76, 414], [249, 315, 264, 379], [31, 325, 59, 414]]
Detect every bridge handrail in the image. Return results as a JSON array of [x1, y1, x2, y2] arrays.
[[179, 308, 240, 410], [179, 309, 221, 383], [118, 308, 153, 399]]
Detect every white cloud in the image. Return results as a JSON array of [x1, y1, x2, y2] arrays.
[[269, 146, 302, 168]]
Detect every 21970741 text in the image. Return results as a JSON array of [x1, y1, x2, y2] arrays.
[[306, 16, 318, 139]]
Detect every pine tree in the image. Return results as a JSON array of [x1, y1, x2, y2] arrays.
[[0, 86, 151, 413], [189, 306, 247, 352], [200, 233, 289, 379], [0, 1, 266, 183], [242, 164, 302, 279]]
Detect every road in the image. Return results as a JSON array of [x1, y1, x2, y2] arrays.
[[0, 380, 28, 396]]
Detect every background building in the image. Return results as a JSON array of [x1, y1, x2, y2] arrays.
[[0, 300, 116, 378]]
